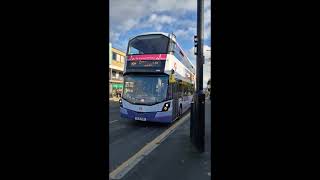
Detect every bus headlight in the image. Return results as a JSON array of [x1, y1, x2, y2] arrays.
[[162, 102, 170, 111]]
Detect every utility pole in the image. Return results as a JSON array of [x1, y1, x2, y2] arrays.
[[190, 0, 205, 152]]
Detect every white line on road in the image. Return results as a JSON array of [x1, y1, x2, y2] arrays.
[[109, 120, 119, 124], [109, 113, 190, 180]]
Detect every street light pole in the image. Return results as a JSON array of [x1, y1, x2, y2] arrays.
[[191, 0, 205, 153]]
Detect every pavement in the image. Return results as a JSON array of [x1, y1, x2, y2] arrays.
[[109, 98, 212, 180]]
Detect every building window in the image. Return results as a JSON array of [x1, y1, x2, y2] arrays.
[[119, 73, 123, 80], [120, 55, 124, 63], [112, 71, 116, 78], [115, 54, 120, 61], [112, 52, 116, 60]]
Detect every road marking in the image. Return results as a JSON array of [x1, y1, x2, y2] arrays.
[[109, 113, 190, 180], [109, 120, 119, 124]]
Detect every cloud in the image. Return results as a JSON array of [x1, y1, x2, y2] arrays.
[[144, 14, 176, 31], [155, 25, 162, 31], [123, 19, 139, 32], [110, 0, 211, 56], [203, 45, 211, 87], [110, 0, 202, 33], [175, 29, 189, 37], [175, 26, 196, 40], [110, 0, 149, 23], [148, 14, 157, 22], [147, 14, 175, 24], [153, 0, 197, 12], [203, 67, 211, 88], [186, 44, 211, 63], [203, 45, 211, 59], [204, 24, 211, 40], [110, 31, 120, 42], [204, 4, 211, 26], [205, 0, 211, 9], [203, 2, 211, 40], [110, 0, 197, 31]]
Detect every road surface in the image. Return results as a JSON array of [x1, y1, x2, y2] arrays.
[[109, 99, 210, 179], [109, 101, 172, 172]]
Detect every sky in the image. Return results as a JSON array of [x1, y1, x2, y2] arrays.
[[110, 0, 211, 88]]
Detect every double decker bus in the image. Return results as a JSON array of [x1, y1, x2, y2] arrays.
[[119, 32, 195, 123]]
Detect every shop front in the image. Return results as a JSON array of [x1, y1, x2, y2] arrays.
[[111, 82, 123, 97]]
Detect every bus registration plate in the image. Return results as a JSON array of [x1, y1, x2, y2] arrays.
[[135, 117, 146, 121]]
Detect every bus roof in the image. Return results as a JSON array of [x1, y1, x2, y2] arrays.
[[130, 32, 170, 39]]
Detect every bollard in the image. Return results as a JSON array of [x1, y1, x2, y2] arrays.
[[190, 101, 194, 140], [197, 93, 205, 152], [190, 101, 196, 141]]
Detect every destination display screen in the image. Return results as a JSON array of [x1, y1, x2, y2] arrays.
[[126, 60, 165, 73], [127, 60, 164, 68]]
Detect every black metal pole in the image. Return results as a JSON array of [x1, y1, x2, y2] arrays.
[[190, 0, 205, 153], [190, 101, 194, 140], [196, 1, 204, 93]]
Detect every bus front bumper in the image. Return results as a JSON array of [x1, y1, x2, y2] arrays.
[[120, 107, 172, 123]]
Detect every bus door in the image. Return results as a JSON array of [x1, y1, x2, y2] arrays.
[[169, 73, 179, 121], [172, 82, 179, 120]]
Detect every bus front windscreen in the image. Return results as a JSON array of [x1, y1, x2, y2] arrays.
[[127, 34, 169, 55], [123, 75, 168, 105]]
